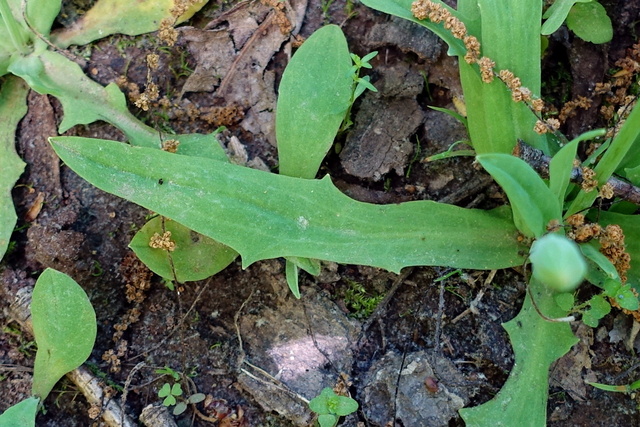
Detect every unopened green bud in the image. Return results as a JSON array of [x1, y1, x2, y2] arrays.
[[529, 233, 587, 293]]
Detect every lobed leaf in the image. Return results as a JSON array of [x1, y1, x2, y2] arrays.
[[50, 137, 526, 273], [31, 268, 97, 399], [51, 0, 208, 48], [460, 278, 577, 426], [0, 76, 28, 261]]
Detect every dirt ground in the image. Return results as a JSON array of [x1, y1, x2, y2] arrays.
[[2, 0, 640, 426]]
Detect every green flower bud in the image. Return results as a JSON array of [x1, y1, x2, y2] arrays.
[[529, 233, 587, 292]]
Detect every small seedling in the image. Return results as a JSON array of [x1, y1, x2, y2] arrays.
[[158, 382, 183, 407], [309, 387, 358, 427]]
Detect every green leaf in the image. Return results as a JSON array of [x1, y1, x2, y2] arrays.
[[460, 278, 578, 426], [173, 402, 187, 415], [624, 164, 640, 186], [158, 383, 171, 397], [582, 309, 599, 328], [309, 389, 332, 415], [566, 1, 613, 44], [318, 414, 338, 427], [614, 284, 639, 311], [8, 50, 228, 158], [276, 25, 353, 179], [51, 0, 208, 48], [50, 137, 526, 273], [459, 0, 547, 154], [285, 259, 301, 299], [188, 393, 206, 404], [31, 268, 97, 399], [0, 76, 28, 261], [163, 395, 177, 406], [554, 292, 575, 311], [0, 396, 39, 427], [288, 256, 321, 276], [427, 106, 468, 130], [541, 0, 590, 36], [587, 294, 611, 318], [25, 0, 61, 37], [331, 395, 358, 416], [171, 383, 183, 396], [478, 154, 561, 237], [129, 216, 237, 283], [580, 242, 620, 280], [549, 138, 579, 205]]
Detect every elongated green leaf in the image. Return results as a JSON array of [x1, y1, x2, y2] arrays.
[[580, 242, 619, 280], [567, 101, 640, 216], [458, 0, 547, 154], [549, 138, 579, 205], [276, 25, 352, 179], [0, 76, 28, 261], [31, 268, 96, 399], [51, 0, 208, 48], [0, 396, 39, 427], [460, 278, 577, 426], [478, 154, 561, 238], [8, 50, 155, 143], [541, 0, 589, 36], [129, 216, 237, 283], [7, 50, 227, 158], [50, 137, 526, 272]]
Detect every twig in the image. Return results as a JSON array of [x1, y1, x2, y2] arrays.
[[514, 139, 640, 205], [433, 278, 446, 349], [120, 362, 145, 426]]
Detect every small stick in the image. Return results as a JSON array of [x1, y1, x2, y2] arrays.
[[514, 139, 640, 205]]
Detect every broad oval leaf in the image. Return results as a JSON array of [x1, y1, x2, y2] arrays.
[[50, 137, 526, 272], [0, 396, 39, 427], [478, 154, 561, 238], [31, 268, 97, 399], [276, 25, 353, 179], [129, 216, 238, 283], [566, 1, 613, 44]]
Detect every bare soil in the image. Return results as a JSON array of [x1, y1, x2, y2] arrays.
[[2, 0, 640, 426]]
